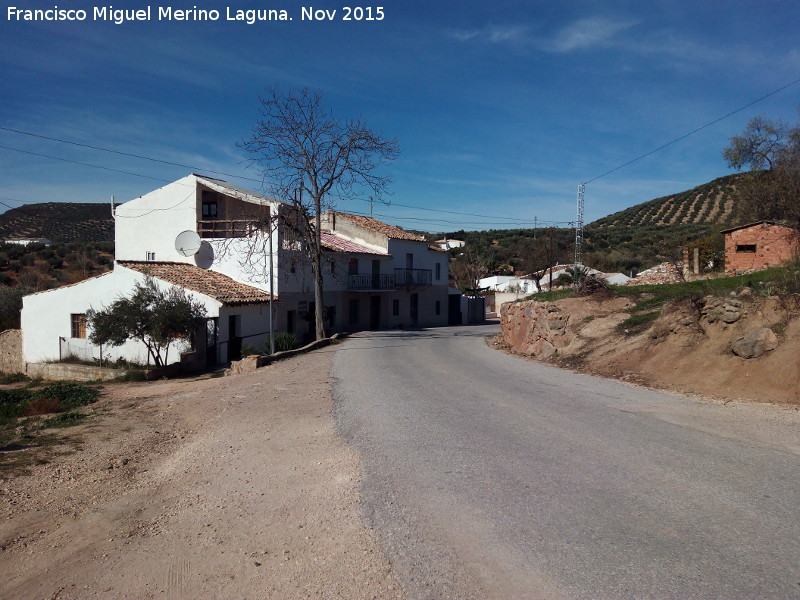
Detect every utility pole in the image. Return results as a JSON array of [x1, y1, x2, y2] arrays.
[[574, 183, 585, 284], [533, 216, 537, 239]]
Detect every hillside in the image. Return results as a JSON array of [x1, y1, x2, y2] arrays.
[[0, 203, 115, 243], [439, 173, 746, 277], [588, 173, 744, 229]]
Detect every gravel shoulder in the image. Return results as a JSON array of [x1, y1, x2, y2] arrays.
[[1, 347, 401, 600]]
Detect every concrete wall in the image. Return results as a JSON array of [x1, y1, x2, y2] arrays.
[[0, 329, 23, 374], [725, 223, 799, 272], [26, 362, 128, 382]]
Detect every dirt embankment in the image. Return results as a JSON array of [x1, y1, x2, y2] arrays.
[[1, 348, 401, 600], [499, 292, 800, 405]]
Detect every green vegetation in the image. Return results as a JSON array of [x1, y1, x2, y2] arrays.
[[0, 202, 114, 243], [87, 276, 207, 367], [619, 311, 660, 332], [0, 380, 100, 471], [0, 240, 115, 329]]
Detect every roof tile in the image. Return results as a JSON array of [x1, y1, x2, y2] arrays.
[[119, 261, 273, 305]]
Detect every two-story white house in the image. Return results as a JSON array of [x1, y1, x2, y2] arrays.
[[20, 175, 450, 370]]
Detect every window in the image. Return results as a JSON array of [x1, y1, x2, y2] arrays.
[[330, 259, 337, 275], [392, 299, 399, 316], [349, 298, 359, 324], [287, 310, 296, 334], [736, 244, 756, 253], [71, 314, 86, 339], [348, 258, 359, 275], [146, 251, 156, 261], [201, 191, 218, 218], [435, 263, 441, 281], [435, 300, 441, 316]]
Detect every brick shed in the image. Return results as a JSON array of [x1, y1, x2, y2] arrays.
[[721, 221, 799, 272]]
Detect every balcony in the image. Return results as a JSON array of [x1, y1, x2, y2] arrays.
[[394, 268, 432, 287], [348, 273, 395, 291], [197, 220, 262, 239]]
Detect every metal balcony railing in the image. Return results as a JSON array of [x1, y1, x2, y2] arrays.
[[197, 220, 262, 238], [394, 268, 432, 287], [348, 273, 395, 290]]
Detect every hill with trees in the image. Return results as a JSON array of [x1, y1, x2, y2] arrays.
[[0, 202, 114, 243]]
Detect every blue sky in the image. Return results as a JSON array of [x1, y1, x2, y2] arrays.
[[1, 0, 799, 232]]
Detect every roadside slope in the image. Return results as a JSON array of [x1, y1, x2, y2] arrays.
[[500, 293, 800, 404]]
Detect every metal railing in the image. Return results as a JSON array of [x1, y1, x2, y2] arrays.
[[394, 268, 432, 287], [197, 220, 262, 238], [347, 273, 395, 290]]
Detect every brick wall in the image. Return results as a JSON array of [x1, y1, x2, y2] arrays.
[[724, 223, 799, 272]]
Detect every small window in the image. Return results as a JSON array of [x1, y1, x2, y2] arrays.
[[330, 260, 337, 275], [435, 300, 441, 316], [146, 251, 156, 261], [349, 299, 359, 324], [435, 263, 441, 281], [392, 299, 399, 316], [71, 314, 86, 339], [736, 244, 756, 253]]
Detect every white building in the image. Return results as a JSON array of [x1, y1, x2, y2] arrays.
[[434, 238, 465, 251], [21, 175, 451, 369], [478, 275, 537, 294]]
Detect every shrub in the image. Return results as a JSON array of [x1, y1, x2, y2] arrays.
[[32, 382, 100, 409], [263, 331, 298, 354]]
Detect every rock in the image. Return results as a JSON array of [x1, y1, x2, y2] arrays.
[[721, 310, 741, 324], [731, 328, 778, 359]]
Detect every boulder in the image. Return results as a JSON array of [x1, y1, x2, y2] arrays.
[[731, 328, 778, 359]]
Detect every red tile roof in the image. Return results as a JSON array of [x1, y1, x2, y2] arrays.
[[332, 212, 426, 241], [320, 232, 388, 255], [119, 261, 273, 305]]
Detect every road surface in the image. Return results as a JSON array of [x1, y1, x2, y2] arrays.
[[332, 324, 800, 599]]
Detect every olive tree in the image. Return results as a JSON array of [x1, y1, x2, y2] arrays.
[[87, 276, 207, 367], [723, 115, 800, 228], [239, 86, 399, 339]]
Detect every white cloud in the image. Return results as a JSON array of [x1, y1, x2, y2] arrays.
[[446, 24, 529, 44], [546, 17, 637, 53]]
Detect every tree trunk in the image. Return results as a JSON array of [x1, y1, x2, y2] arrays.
[[312, 203, 326, 340]]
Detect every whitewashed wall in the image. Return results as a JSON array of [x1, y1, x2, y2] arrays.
[[22, 266, 222, 365]]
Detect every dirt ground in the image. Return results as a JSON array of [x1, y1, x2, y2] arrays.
[[0, 347, 402, 600]]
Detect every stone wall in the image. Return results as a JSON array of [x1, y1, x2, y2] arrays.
[[0, 329, 24, 374], [499, 301, 571, 359]]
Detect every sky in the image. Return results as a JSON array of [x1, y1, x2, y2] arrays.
[[1, 0, 799, 233]]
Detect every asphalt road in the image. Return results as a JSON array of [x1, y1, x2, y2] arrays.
[[332, 323, 800, 600]]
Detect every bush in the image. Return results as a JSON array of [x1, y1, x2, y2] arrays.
[[263, 331, 298, 354], [32, 382, 100, 409]]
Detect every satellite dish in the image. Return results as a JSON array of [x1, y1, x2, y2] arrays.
[[175, 230, 202, 257], [194, 241, 214, 269]]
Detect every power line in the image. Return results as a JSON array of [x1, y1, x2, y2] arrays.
[[0, 143, 174, 183], [585, 75, 800, 184], [0, 125, 263, 184]]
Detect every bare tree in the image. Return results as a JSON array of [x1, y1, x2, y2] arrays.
[[240, 86, 399, 339]]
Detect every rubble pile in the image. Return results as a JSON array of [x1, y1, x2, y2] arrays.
[[624, 262, 683, 285]]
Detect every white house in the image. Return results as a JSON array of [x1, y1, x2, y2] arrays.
[[434, 238, 465, 251], [21, 175, 451, 370], [478, 275, 537, 294]]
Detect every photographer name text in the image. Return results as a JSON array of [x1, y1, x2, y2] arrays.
[[6, 5, 385, 25]]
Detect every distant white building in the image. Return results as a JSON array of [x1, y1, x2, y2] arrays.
[[3, 237, 53, 246], [434, 238, 465, 251], [478, 275, 537, 294]]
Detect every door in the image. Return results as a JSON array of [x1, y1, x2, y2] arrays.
[[448, 294, 462, 325], [205, 318, 219, 368], [369, 295, 381, 330], [227, 315, 241, 362], [372, 259, 380, 289]]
